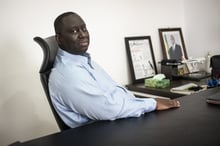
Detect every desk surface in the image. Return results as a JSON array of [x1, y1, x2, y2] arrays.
[[127, 79, 208, 98], [13, 87, 220, 146]]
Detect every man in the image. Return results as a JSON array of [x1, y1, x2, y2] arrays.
[[49, 12, 180, 128], [168, 34, 184, 61]]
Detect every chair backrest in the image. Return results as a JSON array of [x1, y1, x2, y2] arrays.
[[34, 36, 70, 131], [210, 55, 220, 79]]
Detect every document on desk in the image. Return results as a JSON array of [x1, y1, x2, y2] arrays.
[[170, 83, 198, 95]]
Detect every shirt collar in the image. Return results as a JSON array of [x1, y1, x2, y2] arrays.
[[58, 49, 94, 69]]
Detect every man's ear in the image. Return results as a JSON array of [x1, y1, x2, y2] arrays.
[[55, 34, 61, 45]]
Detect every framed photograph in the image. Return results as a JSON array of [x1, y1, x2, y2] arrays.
[[178, 64, 189, 75], [125, 36, 157, 83], [159, 28, 188, 61], [185, 62, 200, 73]]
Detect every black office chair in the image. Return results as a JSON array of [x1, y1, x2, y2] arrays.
[[34, 36, 70, 131]]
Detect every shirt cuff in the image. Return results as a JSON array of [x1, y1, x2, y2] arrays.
[[145, 98, 157, 112]]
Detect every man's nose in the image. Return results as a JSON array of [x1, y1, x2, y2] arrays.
[[79, 29, 87, 38]]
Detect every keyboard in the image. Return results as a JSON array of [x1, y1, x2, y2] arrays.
[[182, 71, 211, 81], [171, 83, 198, 91]]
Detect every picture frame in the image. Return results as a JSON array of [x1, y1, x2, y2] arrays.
[[185, 61, 200, 73], [159, 28, 188, 61], [125, 36, 157, 83]]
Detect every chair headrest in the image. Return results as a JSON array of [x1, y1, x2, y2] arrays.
[[34, 36, 59, 73]]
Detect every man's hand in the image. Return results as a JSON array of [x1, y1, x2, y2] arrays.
[[154, 98, 180, 110]]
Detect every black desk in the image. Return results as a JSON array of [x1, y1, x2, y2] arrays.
[[11, 87, 220, 146], [127, 79, 208, 98]]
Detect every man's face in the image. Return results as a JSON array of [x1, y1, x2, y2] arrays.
[[57, 14, 90, 54], [170, 35, 175, 45]]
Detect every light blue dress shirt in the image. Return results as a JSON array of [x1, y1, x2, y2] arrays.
[[49, 49, 157, 128]]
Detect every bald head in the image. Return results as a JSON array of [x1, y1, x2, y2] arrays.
[[54, 12, 82, 34]]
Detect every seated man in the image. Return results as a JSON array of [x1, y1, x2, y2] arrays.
[[49, 12, 180, 128]]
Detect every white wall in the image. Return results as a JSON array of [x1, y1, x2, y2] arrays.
[[184, 0, 220, 58], [0, 0, 219, 145]]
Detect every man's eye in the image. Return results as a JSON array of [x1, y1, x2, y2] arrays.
[[82, 27, 87, 32], [72, 29, 78, 33]]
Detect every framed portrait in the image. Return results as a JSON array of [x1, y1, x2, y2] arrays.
[[159, 28, 188, 61], [185, 62, 200, 73], [125, 36, 157, 83]]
